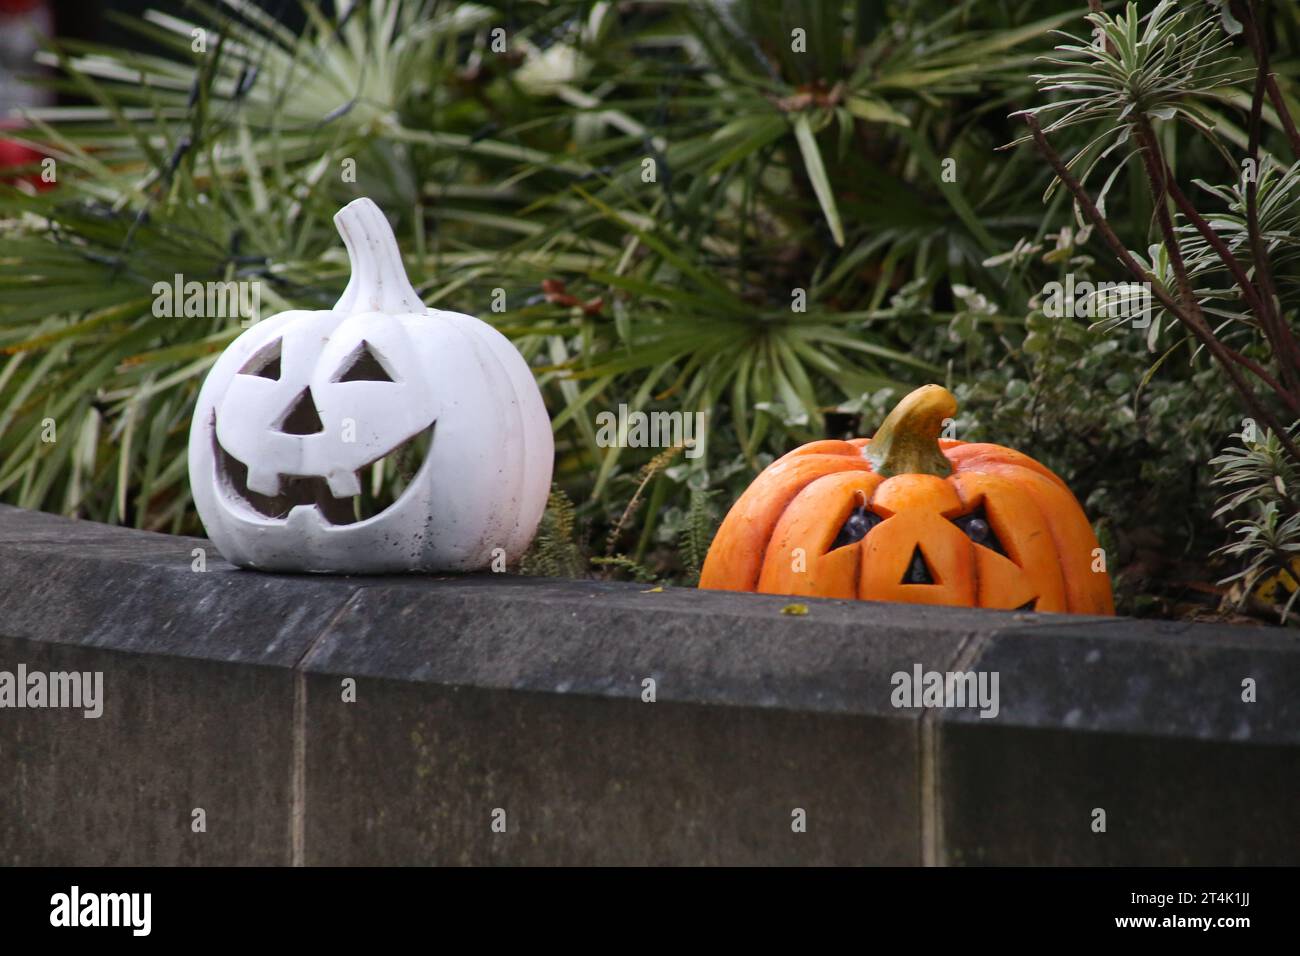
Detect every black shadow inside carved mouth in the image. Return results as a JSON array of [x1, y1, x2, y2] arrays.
[[1015, 597, 1038, 611], [212, 421, 435, 524]]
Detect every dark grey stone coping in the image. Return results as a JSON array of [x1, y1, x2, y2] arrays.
[[1, 503, 1296, 865]]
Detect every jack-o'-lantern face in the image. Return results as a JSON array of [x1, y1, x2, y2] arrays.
[[699, 385, 1114, 615], [188, 197, 553, 574], [211, 310, 438, 528]]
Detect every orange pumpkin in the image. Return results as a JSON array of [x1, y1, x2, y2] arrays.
[[699, 384, 1114, 614]]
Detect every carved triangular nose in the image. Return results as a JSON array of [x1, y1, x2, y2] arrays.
[[275, 388, 324, 435], [901, 545, 936, 585]]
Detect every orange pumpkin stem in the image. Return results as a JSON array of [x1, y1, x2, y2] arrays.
[[864, 384, 957, 478]]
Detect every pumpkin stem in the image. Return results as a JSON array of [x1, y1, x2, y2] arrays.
[[333, 198, 427, 315], [864, 384, 957, 478]]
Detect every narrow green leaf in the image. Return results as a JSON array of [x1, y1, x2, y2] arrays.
[[792, 112, 845, 247]]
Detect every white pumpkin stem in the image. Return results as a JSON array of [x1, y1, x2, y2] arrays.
[[333, 198, 427, 315]]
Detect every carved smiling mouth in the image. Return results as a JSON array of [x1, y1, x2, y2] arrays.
[[213, 423, 435, 525]]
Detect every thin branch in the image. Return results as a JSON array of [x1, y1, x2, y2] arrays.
[[1132, 118, 1199, 317], [1236, 0, 1300, 394], [1159, 172, 1265, 321], [1019, 112, 1300, 463], [1141, 122, 1300, 412], [1131, 118, 1296, 415], [1216, 343, 1297, 407], [1263, 74, 1300, 159], [1237, 0, 1300, 159], [1239, 6, 1286, 359]]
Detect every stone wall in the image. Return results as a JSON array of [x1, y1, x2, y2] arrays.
[[1, 505, 1295, 865]]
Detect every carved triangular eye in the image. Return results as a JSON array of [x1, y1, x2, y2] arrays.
[[275, 389, 324, 435], [239, 339, 281, 380], [900, 545, 935, 585], [950, 504, 1007, 557], [333, 341, 396, 383], [830, 504, 881, 550]]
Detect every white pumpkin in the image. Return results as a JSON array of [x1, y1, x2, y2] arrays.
[[188, 197, 553, 573]]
